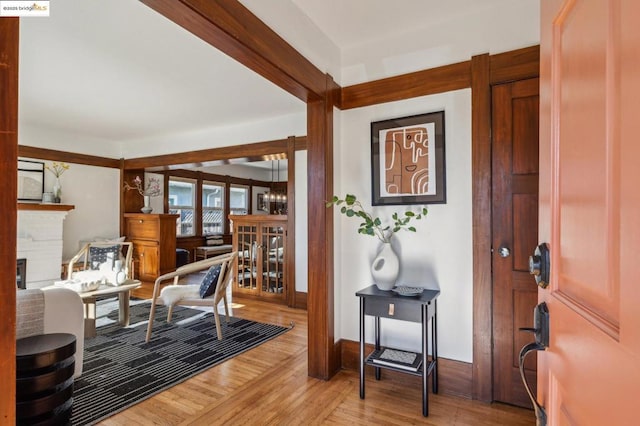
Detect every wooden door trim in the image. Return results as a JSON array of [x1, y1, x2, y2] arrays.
[[470, 53, 493, 402], [0, 17, 19, 423], [489, 45, 540, 84]]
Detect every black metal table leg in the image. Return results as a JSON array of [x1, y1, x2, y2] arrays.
[[375, 316, 381, 380], [422, 304, 428, 417], [432, 299, 438, 394], [359, 297, 365, 399]]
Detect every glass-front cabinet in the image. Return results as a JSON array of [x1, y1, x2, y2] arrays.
[[230, 215, 287, 304]]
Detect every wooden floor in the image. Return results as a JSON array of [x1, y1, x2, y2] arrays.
[[100, 285, 534, 425]]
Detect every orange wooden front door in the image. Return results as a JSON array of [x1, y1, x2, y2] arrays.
[[538, 1, 640, 424]]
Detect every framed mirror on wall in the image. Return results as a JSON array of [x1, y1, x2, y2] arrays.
[[17, 159, 44, 201]]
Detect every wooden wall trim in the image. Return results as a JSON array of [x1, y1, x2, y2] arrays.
[[471, 53, 493, 402], [18, 145, 120, 168], [294, 136, 308, 151], [294, 291, 308, 310], [19, 136, 308, 171], [0, 17, 19, 424], [490, 45, 540, 84], [340, 60, 471, 110], [340, 339, 473, 399], [140, 0, 325, 102], [124, 138, 290, 170]]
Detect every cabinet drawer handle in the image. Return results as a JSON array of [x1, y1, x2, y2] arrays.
[[388, 303, 395, 316], [139, 220, 143, 223]]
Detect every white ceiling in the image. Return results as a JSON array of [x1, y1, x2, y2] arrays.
[[18, 0, 304, 147], [290, 0, 509, 50], [18, 0, 517, 157]]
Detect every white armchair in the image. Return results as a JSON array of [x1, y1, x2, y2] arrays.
[[146, 252, 238, 342], [16, 288, 84, 378]]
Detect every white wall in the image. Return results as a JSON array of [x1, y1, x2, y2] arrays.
[[19, 124, 124, 159], [329, 1, 538, 364], [121, 112, 307, 158], [294, 150, 308, 293], [18, 158, 122, 261], [59, 164, 121, 260], [340, 0, 540, 86], [337, 90, 472, 361]]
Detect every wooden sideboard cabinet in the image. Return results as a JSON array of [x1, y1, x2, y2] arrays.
[[229, 215, 288, 304], [124, 213, 179, 282]]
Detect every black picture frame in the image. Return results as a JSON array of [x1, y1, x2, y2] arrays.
[[257, 193, 269, 212], [371, 111, 446, 205], [17, 159, 45, 201]]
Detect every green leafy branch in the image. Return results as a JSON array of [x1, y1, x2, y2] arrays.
[[326, 194, 428, 243]]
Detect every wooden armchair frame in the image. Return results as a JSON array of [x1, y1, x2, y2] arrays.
[[67, 241, 134, 280], [145, 251, 238, 342]]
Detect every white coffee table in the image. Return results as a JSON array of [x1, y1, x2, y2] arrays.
[[71, 280, 141, 338]]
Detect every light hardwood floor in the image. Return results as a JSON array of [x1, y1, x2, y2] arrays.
[[100, 286, 534, 425]]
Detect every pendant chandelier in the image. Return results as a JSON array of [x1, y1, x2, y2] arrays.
[[265, 159, 287, 202]]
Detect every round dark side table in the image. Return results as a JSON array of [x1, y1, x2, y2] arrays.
[[16, 333, 76, 426]]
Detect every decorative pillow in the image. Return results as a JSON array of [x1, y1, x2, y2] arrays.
[[89, 245, 120, 270], [205, 235, 224, 246], [199, 264, 222, 298]]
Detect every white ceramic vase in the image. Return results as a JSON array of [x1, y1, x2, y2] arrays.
[[141, 195, 153, 214], [371, 242, 399, 291]]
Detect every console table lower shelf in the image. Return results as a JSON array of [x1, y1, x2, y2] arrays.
[[357, 285, 440, 417], [366, 348, 436, 376]]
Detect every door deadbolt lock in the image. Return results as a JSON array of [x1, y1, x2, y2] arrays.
[[529, 243, 550, 288]]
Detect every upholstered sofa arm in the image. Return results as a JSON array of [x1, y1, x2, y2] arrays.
[[17, 288, 85, 378]]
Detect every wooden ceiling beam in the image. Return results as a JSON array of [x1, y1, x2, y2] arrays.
[[124, 137, 289, 169], [18, 146, 121, 168], [140, 0, 327, 102]]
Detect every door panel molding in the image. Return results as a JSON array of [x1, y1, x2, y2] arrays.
[[551, 0, 621, 338]]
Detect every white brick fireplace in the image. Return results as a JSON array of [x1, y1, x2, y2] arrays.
[[17, 204, 74, 288]]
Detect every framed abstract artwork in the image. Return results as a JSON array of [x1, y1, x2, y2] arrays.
[[371, 111, 446, 205]]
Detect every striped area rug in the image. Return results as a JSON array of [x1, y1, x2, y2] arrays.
[[72, 299, 290, 425]]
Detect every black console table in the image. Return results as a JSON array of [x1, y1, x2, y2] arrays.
[[16, 333, 76, 425], [356, 285, 439, 417]]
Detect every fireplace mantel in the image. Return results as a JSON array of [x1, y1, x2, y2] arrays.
[[18, 203, 75, 212]]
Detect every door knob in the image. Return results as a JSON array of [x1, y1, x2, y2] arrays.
[[529, 243, 550, 288], [498, 247, 511, 258]]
